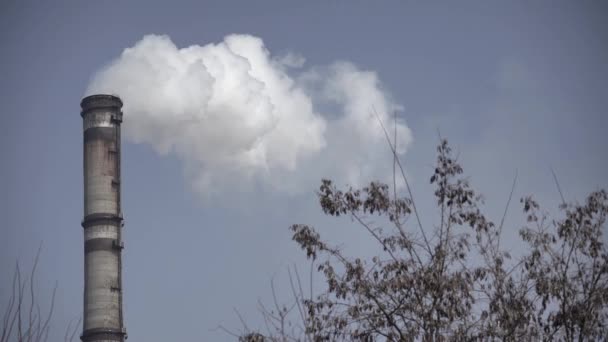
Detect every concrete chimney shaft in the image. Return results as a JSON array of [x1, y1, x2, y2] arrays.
[[80, 95, 126, 342]]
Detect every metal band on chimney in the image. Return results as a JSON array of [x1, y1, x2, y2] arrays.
[[81, 328, 127, 342], [81, 213, 123, 229], [84, 238, 124, 254]]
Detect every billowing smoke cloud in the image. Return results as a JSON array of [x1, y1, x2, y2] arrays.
[[86, 34, 412, 196]]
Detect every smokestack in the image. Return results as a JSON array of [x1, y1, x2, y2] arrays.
[[80, 95, 127, 341]]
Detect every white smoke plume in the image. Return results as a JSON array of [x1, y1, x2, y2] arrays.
[[86, 34, 412, 196]]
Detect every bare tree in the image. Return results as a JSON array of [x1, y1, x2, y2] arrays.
[[219, 265, 315, 342], [1, 245, 80, 342], [236, 137, 607, 341], [519, 190, 608, 340]]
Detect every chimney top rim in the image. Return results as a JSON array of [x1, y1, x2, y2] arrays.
[[80, 94, 123, 116]]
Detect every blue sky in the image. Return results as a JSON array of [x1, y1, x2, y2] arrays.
[[1, 1, 607, 340]]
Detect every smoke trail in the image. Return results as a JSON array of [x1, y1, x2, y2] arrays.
[[86, 34, 412, 196]]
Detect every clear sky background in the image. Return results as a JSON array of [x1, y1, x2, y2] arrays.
[[1, 1, 607, 340]]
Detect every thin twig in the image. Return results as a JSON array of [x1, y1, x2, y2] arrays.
[[550, 167, 566, 206], [63, 316, 80, 342], [497, 169, 518, 249], [287, 266, 307, 338], [17, 263, 24, 341], [1, 263, 19, 342], [372, 106, 432, 256], [233, 308, 249, 333], [28, 243, 43, 342], [393, 111, 398, 202], [39, 283, 56, 342], [215, 324, 242, 338]]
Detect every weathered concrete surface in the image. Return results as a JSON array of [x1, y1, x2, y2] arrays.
[[80, 95, 126, 342]]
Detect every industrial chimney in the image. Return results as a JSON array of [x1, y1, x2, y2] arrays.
[[80, 95, 127, 341]]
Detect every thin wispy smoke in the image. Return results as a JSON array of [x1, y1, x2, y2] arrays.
[[87, 34, 412, 196]]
